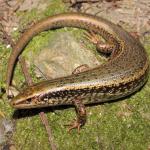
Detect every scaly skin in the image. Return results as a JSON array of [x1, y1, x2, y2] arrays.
[[6, 13, 149, 109]]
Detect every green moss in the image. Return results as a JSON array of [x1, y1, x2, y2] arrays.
[[44, 0, 66, 16], [18, 9, 39, 27], [0, 44, 11, 89], [1, 0, 150, 149]]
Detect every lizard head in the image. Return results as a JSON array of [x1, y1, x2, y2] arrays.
[[10, 86, 49, 109], [10, 84, 65, 109]]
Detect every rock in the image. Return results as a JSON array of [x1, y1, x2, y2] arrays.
[[0, 118, 14, 146], [33, 31, 101, 79]]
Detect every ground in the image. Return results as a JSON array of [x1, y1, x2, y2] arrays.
[[0, 0, 150, 149]]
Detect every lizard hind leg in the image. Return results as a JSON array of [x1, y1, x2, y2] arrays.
[[84, 31, 115, 54]]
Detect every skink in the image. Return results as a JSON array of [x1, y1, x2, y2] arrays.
[[6, 13, 149, 129]]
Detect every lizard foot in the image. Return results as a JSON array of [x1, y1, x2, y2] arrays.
[[84, 31, 100, 45], [65, 119, 82, 133]]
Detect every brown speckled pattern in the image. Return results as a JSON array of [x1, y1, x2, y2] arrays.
[[8, 13, 149, 109]]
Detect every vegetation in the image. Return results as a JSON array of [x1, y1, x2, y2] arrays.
[[0, 0, 150, 149]]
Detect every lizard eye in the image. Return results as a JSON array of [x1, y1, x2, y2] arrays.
[[26, 98, 32, 104]]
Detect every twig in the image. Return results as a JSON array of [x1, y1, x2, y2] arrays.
[[39, 112, 57, 150], [19, 57, 33, 86], [12, 0, 21, 13], [19, 51, 57, 150], [0, 25, 15, 47], [5, 0, 24, 13], [1, 26, 57, 149], [34, 64, 48, 80]]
